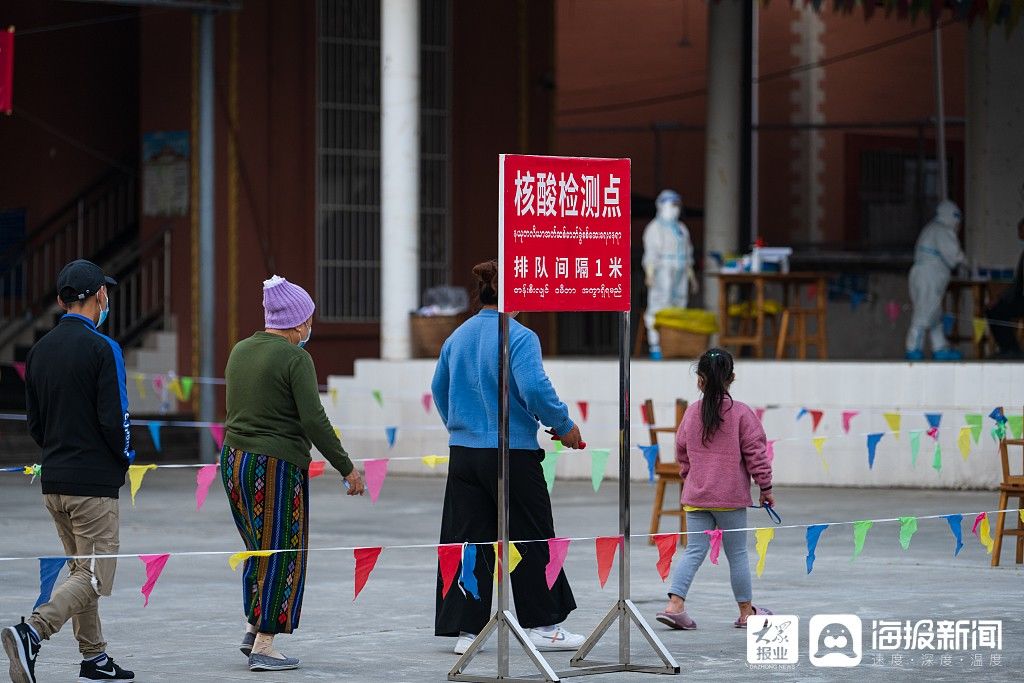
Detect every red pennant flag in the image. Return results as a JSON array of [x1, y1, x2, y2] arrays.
[[640, 403, 652, 425], [653, 533, 677, 582], [12, 362, 26, 382], [438, 544, 463, 598], [595, 536, 622, 588], [841, 410, 859, 434], [810, 410, 824, 433], [706, 529, 723, 565], [545, 538, 571, 589], [308, 461, 326, 479], [577, 401, 589, 422], [0, 28, 13, 114], [194, 464, 218, 511], [208, 424, 225, 452], [353, 547, 382, 600], [139, 554, 170, 607]]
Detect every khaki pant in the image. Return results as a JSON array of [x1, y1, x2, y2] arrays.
[[28, 495, 119, 658]]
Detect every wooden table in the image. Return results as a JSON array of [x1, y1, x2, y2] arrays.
[[946, 278, 1014, 359], [714, 272, 829, 359]]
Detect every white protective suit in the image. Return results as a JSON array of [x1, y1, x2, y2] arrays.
[[905, 200, 965, 355], [643, 190, 696, 355]]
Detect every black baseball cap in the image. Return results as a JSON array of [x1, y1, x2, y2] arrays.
[[56, 259, 117, 304]]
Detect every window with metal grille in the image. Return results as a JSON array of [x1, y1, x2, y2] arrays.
[[316, 0, 451, 322]]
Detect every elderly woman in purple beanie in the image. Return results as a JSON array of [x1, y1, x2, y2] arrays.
[[221, 275, 364, 672]]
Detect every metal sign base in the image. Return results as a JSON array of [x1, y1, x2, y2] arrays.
[[568, 599, 679, 675], [448, 610, 559, 683]]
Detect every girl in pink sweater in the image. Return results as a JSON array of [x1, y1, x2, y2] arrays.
[[655, 348, 774, 631]]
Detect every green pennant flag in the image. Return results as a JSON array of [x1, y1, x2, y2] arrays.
[[932, 442, 942, 472], [992, 422, 1007, 443], [1009, 415, 1024, 440], [372, 390, 383, 408], [965, 414, 982, 444], [541, 451, 559, 493], [590, 449, 610, 493], [899, 516, 918, 550], [180, 377, 195, 402], [909, 430, 923, 467], [852, 520, 873, 560]]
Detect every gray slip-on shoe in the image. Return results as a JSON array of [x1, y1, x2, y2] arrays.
[[248, 653, 300, 672], [240, 632, 256, 656]]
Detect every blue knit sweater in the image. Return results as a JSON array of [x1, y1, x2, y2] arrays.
[[431, 309, 575, 450]]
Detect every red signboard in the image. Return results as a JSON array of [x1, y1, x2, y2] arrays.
[[0, 28, 13, 114], [499, 154, 631, 313]]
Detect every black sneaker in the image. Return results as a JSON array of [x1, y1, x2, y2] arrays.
[[2, 617, 40, 683], [78, 657, 134, 682]]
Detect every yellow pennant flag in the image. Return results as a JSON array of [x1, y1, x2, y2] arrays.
[[957, 427, 972, 460], [329, 388, 339, 406], [128, 464, 157, 506], [972, 318, 987, 343], [333, 426, 343, 440], [1019, 509, 1024, 525], [883, 412, 901, 439], [754, 528, 775, 578], [492, 542, 523, 582], [978, 516, 994, 555], [167, 377, 184, 402], [134, 373, 147, 399], [812, 436, 829, 471], [228, 550, 275, 571], [421, 455, 449, 469]]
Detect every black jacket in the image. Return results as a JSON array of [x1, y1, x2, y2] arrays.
[[25, 313, 134, 498]]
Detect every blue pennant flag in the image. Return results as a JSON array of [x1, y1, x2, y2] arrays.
[[385, 427, 397, 449], [796, 408, 808, 421], [943, 514, 964, 557], [34, 557, 68, 609], [925, 413, 942, 430], [638, 444, 659, 483], [866, 433, 884, 469], [148, 423, 162, 452], [460, 544, 479, 600], [989, 407, 1007, 424], [805, 524, 829, 574]]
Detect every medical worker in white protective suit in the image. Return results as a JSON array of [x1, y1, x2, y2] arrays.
[[905, 199, 965, 361], [643, 189, 697, 360]]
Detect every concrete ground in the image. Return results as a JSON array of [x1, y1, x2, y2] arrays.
[[0, 471, 1021, 682]]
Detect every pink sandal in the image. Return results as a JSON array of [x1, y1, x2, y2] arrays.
[[734, 605, 773, 628]]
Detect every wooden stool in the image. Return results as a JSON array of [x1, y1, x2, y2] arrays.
[[992, 409, 1024, 566], [775, 308, 828, 359], [645, 398, 688, 547], [729, 300, 781, 351]]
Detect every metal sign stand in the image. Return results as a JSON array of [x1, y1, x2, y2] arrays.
[[449, 311, 679, 682]]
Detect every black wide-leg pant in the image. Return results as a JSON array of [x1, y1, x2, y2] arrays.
[[434, 445, 577, 637]]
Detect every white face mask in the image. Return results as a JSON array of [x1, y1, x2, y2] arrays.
[[657, 202, 681, 223], [298, 322, 312, 348]]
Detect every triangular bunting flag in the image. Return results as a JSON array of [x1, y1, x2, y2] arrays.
[[640, 403, 653, 425], [639, 444, 659, 483], [180, 377, 194, 401], [989, 407, 1007, 424], [842, 410, 859, 434], [167, 377, 184, 402], [927, 427, 939, 440], [866, 433, 884, 469], [806, 524, 828, 574], [128, 464, 157, 506], [421, 455, 449, 469], [796, 407, 808, 421], [372, 389, 383, 408], [209, 424, 226, 453], [460, 544, 479, 599], [353, 547, 383, 600], [139, 554, 170, 606], [883, 412, 901, 438], [852, 520, 873, 560], [12, 362, 26, 382], [965, 414, 983, 444], [333, 426, 343, 440], [943, 514, 964, 557], [134, 373, 147, 399], [577, 401, 589, 422], [330, 388, 339, 406], [421, 392, 432, 413], [754, 528, 774, 578], [957, 427, 972, 460], [541, 451, 559, 492], [755, 407, 766, 422], [363, 459, 388, 503], [653, 533, 677, 581], [545, 538, 571, 589], [925, 413, 942, 430], [152, 374, 165, 393], [590, 448, 609, 492], [195, 464, 218, 511], [492, 542, 523, 583], [148, 423, 162, 452], [972, 318, 987, 343], [973, 512, 994, 554], [34, 557, 67, 609], [308, 461, 326, 479], [766, 440, 777, 465], [812, 437, 828, 470], [810, 410, 824, 432], [385, 426, 397, 449], [898, 517, 918, 550], [229, 550, 274, 571], [438, 544, 462, 598], [1008, 415, 1023, 439], [706, 529, 723, 565], [909, 430, 923, 467], [595, 536, 621, 588], [931, 442, 942, 472]]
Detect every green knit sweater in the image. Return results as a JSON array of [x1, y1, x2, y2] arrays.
[[224, 332, 353, 475]]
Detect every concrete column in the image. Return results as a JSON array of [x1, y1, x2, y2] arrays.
[[702, 0, 743, 306], [965, 24, 1024, 270], [380, 0, 420, 360]]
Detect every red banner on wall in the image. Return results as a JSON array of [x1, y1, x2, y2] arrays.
[[0, 27, 13, 114], [498, 154, 631, 313]]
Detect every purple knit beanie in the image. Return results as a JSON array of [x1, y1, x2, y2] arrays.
[[263, 275, 315, 329]]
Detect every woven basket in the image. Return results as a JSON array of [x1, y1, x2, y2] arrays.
[[657, 325, 709, 359], [410, 314, 464, 358]]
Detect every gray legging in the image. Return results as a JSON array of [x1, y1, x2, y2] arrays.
[[667, 508, 752, 603]]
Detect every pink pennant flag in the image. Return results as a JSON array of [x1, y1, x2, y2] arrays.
[[152, 375, 165, 393], [653, 533, 678, 582], [927, 427, 940, 440], [208, 424, 225, 452], [12, 362, 26, 382], [421, 392, 433, 414], [755, 407, 766, 423], [766, 440, 777, 465], [195, 464, 218, 511], [438, 544, 463, 598], [972, 512, 986, 536], [706, 529, 723, 565], [353, 547, 383, 600], [545, 538, 571, 589], [810, 410, 824, 432], [308, 461, 326, 479], [595, 536, 622, 588], [138, 554, 170, 607], [577, 401, 589, 422], [363, 459, 388, 503], [842, 411, 859, 434]]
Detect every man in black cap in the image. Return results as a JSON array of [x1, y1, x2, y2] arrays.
[[2, 260, 135, 683]]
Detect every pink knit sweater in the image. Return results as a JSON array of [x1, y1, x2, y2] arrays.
[[676, 398, 772, 508]]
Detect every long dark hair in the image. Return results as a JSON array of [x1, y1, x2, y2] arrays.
[[472, 259, 499, 307], [697, 347, 734, 445]]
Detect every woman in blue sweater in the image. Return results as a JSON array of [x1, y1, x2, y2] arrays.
[[432, 259, 586, 655]]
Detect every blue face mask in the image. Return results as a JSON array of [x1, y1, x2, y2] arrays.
[[298, 323, 312, 349], [97, 292, 110, 327]]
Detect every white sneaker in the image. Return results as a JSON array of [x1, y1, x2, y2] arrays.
[[528, 626, 586, 652], [454, 633, 485, 655]]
